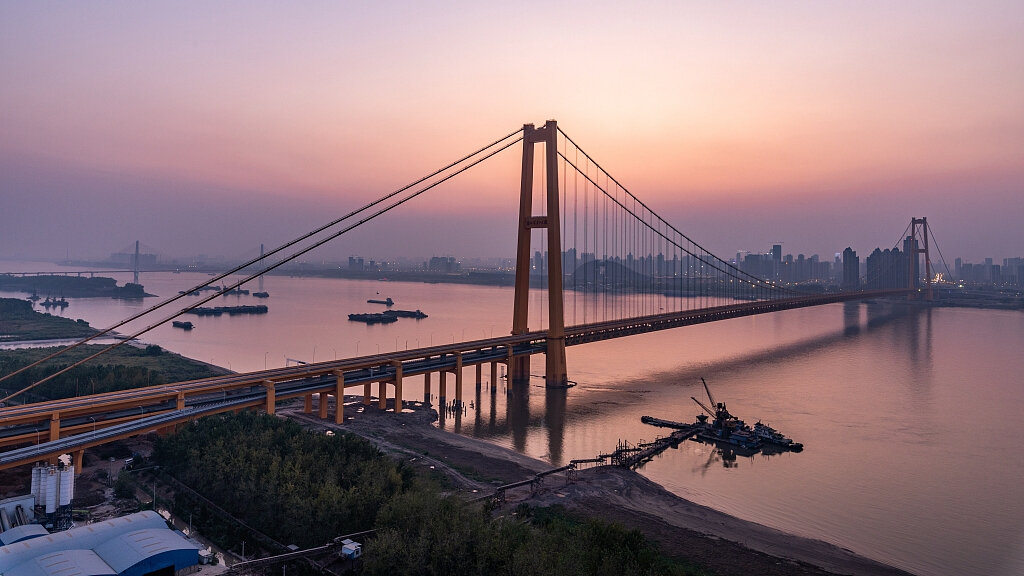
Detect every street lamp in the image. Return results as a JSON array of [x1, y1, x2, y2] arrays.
[[89, 416, 96, 432], [264, 352, 268, 370], [356, 340, 360, 355], [312, 346, 317, 363]]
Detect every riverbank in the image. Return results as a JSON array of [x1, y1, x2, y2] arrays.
[[282, 401, 915, 576]]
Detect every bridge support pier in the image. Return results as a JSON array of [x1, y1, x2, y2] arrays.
[[304, 394, 313, 414], [263, 380, 275, 416], [378, 381, 387, 410], [490, 362, 497, 388], [363, 382, 371, 405], [455, 352, 463, 405], [176, 392, 185, 411], [73, 450, 83, 472], [438, 370, 446, 400], [334, 370, 345, 424], [392, 362, 403, 413], [50, 413, 60, 443], [319, 391, 328, 419], [475, 363, 482, 388], [423, 370, 431, 402]]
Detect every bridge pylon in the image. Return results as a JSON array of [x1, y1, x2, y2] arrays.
[[511, 120, 568, 386], [909, 217, 933, 301]]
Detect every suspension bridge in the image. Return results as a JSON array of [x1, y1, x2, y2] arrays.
[[0, 120, 936, 470]]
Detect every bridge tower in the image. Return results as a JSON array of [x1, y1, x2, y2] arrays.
[[511, 120, 568, 386], [909, 217, 933, 301], [132, 240, 140, 286]]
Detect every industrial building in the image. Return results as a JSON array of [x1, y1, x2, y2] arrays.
[[0, 511, 200, 576]]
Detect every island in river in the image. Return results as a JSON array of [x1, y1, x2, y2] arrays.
[[0, 274, 152, 299]]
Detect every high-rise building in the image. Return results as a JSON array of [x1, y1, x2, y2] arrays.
[[842, 247, 859, 289], [865, 247, 907, 289]]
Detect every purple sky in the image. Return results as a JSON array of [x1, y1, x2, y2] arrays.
[[2, 2, 1022, 265]]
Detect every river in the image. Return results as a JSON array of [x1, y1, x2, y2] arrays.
[[2, 262, 1022, 576]]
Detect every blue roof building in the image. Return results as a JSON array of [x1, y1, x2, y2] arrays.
[[0, 511, 199, 576]]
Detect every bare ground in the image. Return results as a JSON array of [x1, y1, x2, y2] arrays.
[[282, 398, 916, 576]]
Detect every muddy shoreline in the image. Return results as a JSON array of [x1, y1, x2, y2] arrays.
[[282, 400, 916, 576]]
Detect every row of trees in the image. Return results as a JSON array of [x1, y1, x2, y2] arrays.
[[152, 413, 709, 576]]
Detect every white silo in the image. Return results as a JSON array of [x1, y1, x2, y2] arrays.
[[44, 469, 57, 514], [58, 467, 74, 506], [30, 466, 42, 506]]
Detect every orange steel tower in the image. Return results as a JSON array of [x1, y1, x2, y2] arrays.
[[909, 217, 934, 301], [511, 121, 568, 386]]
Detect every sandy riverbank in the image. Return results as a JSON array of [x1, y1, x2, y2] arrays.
[[282, 399, 915, 576]]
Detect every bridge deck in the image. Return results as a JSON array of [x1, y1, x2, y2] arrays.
[[0, 289, 912, 468]]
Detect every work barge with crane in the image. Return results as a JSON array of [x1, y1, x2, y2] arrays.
[[621, 379, 803, 468]]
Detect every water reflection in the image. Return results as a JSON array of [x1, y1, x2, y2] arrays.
[[843, 301, 860, 336], [506, 378, 530, 452], [445, 301, 934, 466], [544, 386, 567, 464]]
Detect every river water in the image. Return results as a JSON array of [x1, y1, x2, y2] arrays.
[[2, 262, 1022, 576]]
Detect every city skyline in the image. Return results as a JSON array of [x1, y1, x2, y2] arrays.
[[3, 2, 1023, 263]]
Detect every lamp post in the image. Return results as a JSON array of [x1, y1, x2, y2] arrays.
[[89, 416, 96, 432], [356, 340, 360, 355], [264, 352, 268, 370]]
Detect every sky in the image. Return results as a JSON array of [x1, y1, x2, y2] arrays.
[[2, 1, 1023, 265]]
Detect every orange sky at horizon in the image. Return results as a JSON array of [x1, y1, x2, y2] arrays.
[[2, 1, 1023, 261]]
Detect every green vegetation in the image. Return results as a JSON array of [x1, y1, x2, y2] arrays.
[[0, 298, 96, 341], [153, 413, 710, 575], [0, 344, 224, 402], [154, 412, 414, 549]]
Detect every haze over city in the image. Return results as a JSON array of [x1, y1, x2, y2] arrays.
[[2, 2, 1022, 263]]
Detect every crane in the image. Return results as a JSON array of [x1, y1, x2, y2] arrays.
[[691, 396, 715, 418], [701, 377, 718, 410]]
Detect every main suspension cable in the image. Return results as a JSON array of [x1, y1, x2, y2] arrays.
[[0, 132, 523, 403]]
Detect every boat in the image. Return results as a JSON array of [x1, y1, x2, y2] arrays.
[[172, 320, 194, 330], [385, 309, 427, 319], [642, 378, 803, 456], [185, 305, 268, 317], [40, 297, 69, 309], [348, 312, 398, 324], [367, 297, 394, 306], [253, 291, 270, 298], [640, 415, 690, 429], [753, 421, 803, 451]]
